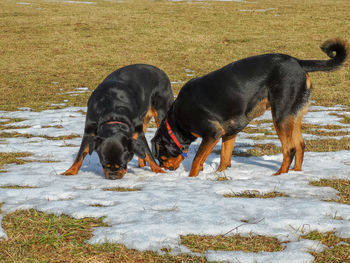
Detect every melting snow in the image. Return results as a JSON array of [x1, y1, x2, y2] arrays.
[[0, 105, 349, 262]]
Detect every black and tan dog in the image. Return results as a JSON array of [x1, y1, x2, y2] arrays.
[[62, 64, 174, 179], [152, 38, 349, 177]]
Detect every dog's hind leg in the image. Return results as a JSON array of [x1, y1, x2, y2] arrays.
[[138, 107, 157, 168], [292, 105, 308, 171], [273, 116, 298, 175], [62, 135, 90, 175], [217, 134, 237, 172]]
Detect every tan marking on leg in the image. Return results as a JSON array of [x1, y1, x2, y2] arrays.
[[143, 107, 154, 133], [189, 136, 222, 177], [132, 133, 139, 140], [208, 120, 226, 139], [273, 116, 296, 175], [151, 106, 160, 128], [217, 135, 237, 172], [144, 153, 165, 173], [292, 104, 309, 171], [103, 168, 110, 180], [306, 73, 313, 90], [138, 158, 146, 168], [143, 106, 160, 132], [247, 98, 271, 121], [62, 146, 89, 175], [191, 132, 201, 138]]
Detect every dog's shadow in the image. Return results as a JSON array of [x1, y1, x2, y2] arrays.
[[78, 152, 104, 178], [181, 143, 281, 173]]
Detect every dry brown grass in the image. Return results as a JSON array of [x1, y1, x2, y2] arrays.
[[301, 231, 350, 263], [224, 191, 288, 198], [302, 123, 350, 136], [233, 143, 282, 157], [309, 179, 350, 204], [0, 186, 37, 189], [0, 131, 80, 141], [181, 234, 284, 253], [305, 138, 350, 152], [0, 209, 206, 262], [103, 187, 141, 192], [0, 152, 58, 172], [0, 0, 350, 111], [0, 152, 32, 172]]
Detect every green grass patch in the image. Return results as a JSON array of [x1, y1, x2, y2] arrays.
[[181, 234, 284, 253], [309, 179, 350, 204], [301, 231, 350, 263], [0, 209, 206, 262]]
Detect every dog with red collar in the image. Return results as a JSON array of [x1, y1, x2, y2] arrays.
[[151, 38, 349, 177], [62, 64, 174, 179]]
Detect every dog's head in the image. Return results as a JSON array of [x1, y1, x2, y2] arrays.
[[151, 121, 186, 171], [93, 134, 145, 179]]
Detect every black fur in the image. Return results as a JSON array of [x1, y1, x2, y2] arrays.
[[63, 64, 173, 179], [152, 38, 349, 176]]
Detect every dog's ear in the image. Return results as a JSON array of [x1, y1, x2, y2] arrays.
[[129, 139, 146, 159]]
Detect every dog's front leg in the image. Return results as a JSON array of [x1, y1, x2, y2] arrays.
[[138, 134, 165, 173], [189, 136, 221, 177], [62, 135, 91, 175]]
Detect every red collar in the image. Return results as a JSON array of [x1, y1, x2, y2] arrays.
[[106, 121, 124, 125], [165, 119, 187, 157]]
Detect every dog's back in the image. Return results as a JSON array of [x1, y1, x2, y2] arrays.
[[89, 64, 173, 124]]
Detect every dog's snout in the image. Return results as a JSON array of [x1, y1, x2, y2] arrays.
[[103, 167, 126, 180], [108, 171, 124, 180]]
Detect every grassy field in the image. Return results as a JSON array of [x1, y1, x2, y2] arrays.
[[0, 0, 350, 111], [0, 0, 350, 262]]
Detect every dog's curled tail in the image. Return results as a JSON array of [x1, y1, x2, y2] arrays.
[[298, 38, 350, 72]]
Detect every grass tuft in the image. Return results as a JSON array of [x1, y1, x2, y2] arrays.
[[309, 179, 350, 204], [0, 152, 32, 172], [0, 132, 80, 141], [302, 231, 350, 262], [224, 191, 288, 198], [103, 187, 141, 192], [181, 234, 284, 253], [0, 186, 37, 189]]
